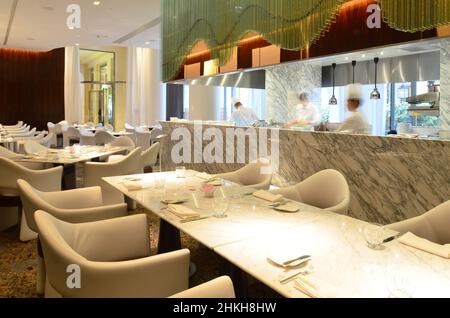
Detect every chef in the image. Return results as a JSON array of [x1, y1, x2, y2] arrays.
[[336, 84, 370, 135], [230, 97, 259, 127], [284, 92, 321, 129]]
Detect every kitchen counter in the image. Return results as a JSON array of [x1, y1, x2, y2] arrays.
[[160, 121, 450, 224]]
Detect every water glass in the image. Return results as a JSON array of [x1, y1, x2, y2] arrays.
[[213, 197, 229, 219], [154, 175, 166, 190], [176, 166, 187, 178], [363, 223, 386, 250]]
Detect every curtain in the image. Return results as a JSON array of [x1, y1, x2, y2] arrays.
[[64, 47, 84, 124], [126, 47, 166, 126]]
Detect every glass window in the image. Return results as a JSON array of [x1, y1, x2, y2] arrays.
[[222, 87, 266, 121]]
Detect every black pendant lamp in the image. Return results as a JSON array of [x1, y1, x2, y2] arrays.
[[370, 57, 381, 100], [329, 63, 338, 105]]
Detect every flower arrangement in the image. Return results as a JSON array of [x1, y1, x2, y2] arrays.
[[200, 183, 216, 198]]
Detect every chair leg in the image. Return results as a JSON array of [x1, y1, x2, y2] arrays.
[[19, 210, 38, 242]]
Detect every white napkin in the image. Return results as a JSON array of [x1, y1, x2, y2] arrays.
[[122, 181, 145, 191], [196, 172, 214, 180], [273, 202, 300, 213], [293, 276, 336, 298], [399, 232, 450, 259], [253, 190, 283, 203], [167, 204, 200, 219]]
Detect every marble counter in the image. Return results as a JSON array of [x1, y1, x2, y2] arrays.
[[160, 121, 450, 224]]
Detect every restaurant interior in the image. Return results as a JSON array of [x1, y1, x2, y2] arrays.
[[1, 0, 450, 299]]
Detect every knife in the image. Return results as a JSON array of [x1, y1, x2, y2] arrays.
[[279, 269, 310, 284], [180, 216, 211, 223], [383, 233, 402, 243], [282, 255, 312, 266]]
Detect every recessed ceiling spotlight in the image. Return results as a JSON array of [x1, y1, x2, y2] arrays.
[[380, 51, 384, 55], [75, 43, 80, 46], [362, 54, 366, 58], [93, 1, 101, 5], [68, 26, 74, 30], [145, 42, 151, 45], [345, 57, 349, 60]]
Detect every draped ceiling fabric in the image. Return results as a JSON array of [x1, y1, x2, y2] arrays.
[[162, 0, 450, 82]]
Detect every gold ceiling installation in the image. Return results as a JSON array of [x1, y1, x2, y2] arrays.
[[378, 0, 450, 32], [162, 0, 347, 82]]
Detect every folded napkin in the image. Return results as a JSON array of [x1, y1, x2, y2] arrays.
[[293, 276, 336, 298], [253, 190, 284, 203], [122, 181, 146, 191], [206, 179, 223, 186], [196, 172, 214, 180], [167, 204, 200, 220], [399, 232, 450, 259], [273, 202, 300, 213]]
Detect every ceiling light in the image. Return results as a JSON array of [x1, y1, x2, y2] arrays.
[[370, 57, 381, 100], [145, 42, 151, 45], [361, 54, 366, 58], [345, 57, 349, 60], [329, 63, 338, 105], [380, 51, 384, 55], [75, 43, 80, 46], [93, 1, 101, 5], [68, 26, 74, 30]]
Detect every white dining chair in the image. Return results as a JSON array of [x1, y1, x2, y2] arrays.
[[104, 124, 114, 132], [63, 127, 81, 147], [6, 124, 29, 133], [84, 148, 142, 205], [80, 130, 96, 146], [170, 276, 236, 298], [17, 179, 128, 295], [8, 127, 36, 137], [140, 142, 161, 173], [95, 130, 116, 146], [2, 121, 24, 129], [85, 122, 95, 129], [135, 127, 152, 151], [150, 128, 163, 144], [0, 157, 62, 242], [23, 140, 50, 155], [36, 211, 229, 298], [388, 201, 450, 245], [271, 169, 350, 215], [37, 133, 55, 148], [215, 159, 273, 190]]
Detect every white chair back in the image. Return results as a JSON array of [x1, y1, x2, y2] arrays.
[[95, 131, 116, 146], [24, 140, 50, 155], [63, 127, 81, 147], [135, 127, 151, 151], [105, 124, 114, 132], [80, 130, 96, 146], [111, 136, 135, 148]]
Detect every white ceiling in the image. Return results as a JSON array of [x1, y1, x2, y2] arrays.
[[0, 0, 161, 51]]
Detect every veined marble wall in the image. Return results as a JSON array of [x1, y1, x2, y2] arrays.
[[161, 122, 450, 225], [265, 62, 322, 123], [441, 38, 450, 133]]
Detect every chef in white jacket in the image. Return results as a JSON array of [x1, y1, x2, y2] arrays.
[[230, 97, 259, 127], [284, 92, 321, 128], [336, 84, 370, 135]]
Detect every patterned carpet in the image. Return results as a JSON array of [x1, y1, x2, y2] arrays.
[[0, 206, 280, 298]]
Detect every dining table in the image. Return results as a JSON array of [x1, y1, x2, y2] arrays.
[[102, 170, 450, 298], [14, 145, 132, 189]]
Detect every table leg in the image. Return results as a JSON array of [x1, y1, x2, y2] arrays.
[[58, 164, 76, 190], [157, 219, 181, 254], [226, 262, 249, 298]]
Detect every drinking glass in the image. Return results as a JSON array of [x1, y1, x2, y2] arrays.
[[154, 175, 166, 190], [213, 197, 229, 219], [363, 223, 386, 250], [176, 166, 186, 178]]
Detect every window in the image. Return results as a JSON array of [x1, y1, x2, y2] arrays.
[[221, 87, 266, 121]]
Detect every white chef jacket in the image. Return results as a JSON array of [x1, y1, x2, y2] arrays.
[[294, 102, 321, 126], [336, 110, 370, 135], [231, 107, 259, 127]]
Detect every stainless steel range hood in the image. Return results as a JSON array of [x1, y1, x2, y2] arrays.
[[171, 69, 266, 89], [322, 51, 440, 87]]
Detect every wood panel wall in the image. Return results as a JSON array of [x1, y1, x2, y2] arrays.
[[0, 48, 65, 130]]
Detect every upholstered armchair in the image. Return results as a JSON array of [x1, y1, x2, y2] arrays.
[[271, 169, 350, 215], [63, 127, 81, 147], [84, 148, 142, 204], [170, 276, 236, 298], [215, 159, 273, 190], [35, 212, 192, 298], [388, 201, 450, 245], [17, 179, 128, 295]]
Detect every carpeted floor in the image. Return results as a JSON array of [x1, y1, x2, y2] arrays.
[[0, 206, 280, 298]]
